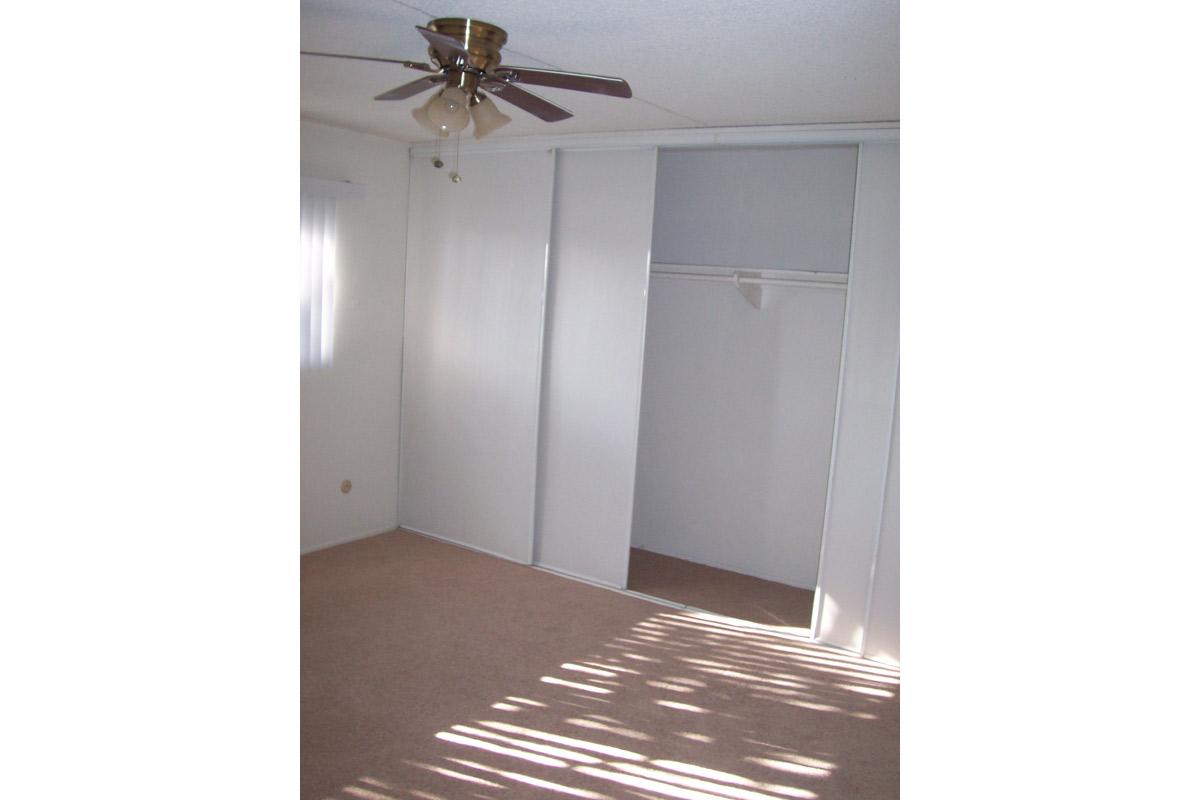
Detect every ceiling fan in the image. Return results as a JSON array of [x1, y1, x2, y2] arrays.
[[302, 17, 633, 140]]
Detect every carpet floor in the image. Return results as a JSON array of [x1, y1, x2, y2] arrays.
[[302, 529, 898, 800], [627, 549, 815, 630]]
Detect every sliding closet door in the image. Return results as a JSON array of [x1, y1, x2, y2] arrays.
[[398, 150, 555, 562], [533, 148, 657, 587], [814, 142, 900, 652], [863, 387, 899, 665]]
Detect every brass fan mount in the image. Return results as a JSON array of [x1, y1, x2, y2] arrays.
[[427, 18, 508, 74]]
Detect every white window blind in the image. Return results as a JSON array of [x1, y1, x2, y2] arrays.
[[300, 188, 335, 368], [299, 178, 361, 369]]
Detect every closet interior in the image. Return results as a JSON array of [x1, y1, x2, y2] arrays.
[[626, 144, 858, 628]]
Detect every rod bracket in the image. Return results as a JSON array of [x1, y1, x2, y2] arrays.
[[734, 271, 763, 309]]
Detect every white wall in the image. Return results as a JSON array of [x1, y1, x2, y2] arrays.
[[300, 120, 409, 554], [814, 142, 900, 653], [398, 150, 555, 563], [533, 148, 658, 588], [630, 277, 845, 588], [651, 145, 858, 272]]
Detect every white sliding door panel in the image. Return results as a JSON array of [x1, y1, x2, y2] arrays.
[[398, 150, 555, 562], [814, 142, 900, 653], [864, 389, 899, 665], [534, 148, 658, 587]]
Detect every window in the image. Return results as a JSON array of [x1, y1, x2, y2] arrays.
[[300, 181, 339, 369]]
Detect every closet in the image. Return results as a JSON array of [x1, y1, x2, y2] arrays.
[[397, 131, 899, 660], [626, 145, 857, 626]]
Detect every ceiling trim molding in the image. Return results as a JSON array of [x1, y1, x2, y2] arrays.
[[407, 121, 899, 157]]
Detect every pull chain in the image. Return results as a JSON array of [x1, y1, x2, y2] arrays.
[[450, 132, 462, 183]]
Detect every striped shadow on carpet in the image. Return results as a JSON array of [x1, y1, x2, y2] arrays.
[[302, 529, 898, 800]]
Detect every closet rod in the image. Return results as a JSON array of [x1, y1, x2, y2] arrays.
[[650, 270, 847, 291]]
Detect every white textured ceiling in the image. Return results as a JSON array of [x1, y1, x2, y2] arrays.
[[301, 0, 898, 142]]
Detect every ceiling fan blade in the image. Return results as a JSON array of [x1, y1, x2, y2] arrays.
[[482, 80, 572, 122], [491, 66, 632, 98], [415, 26, 469, 67], [374, 74, 445, 101], [301, 51, 435, 72]]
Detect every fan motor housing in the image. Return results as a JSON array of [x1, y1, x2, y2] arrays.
[[428, 17, 507, 73]]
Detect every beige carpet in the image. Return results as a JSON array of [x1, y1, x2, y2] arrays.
[[627, 549, 816, 629], [302, 529, 898, 800]]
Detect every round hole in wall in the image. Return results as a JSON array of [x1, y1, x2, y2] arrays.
[[340, 479, 352, 494]]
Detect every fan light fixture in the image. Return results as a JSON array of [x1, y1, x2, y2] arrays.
[[413, 86, 510, 139]]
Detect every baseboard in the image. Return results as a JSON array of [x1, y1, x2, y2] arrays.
[[618, 587, 688, 610], [532, 566, 705, 613], [300, 525, 398, 555], [530, 563, 623, 591], [400, 524, 530, 567]]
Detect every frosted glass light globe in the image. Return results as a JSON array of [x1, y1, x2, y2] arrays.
[[427, 87, 471, 134], [470, 94, 511, 139], [411, 100, 442, 136]]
